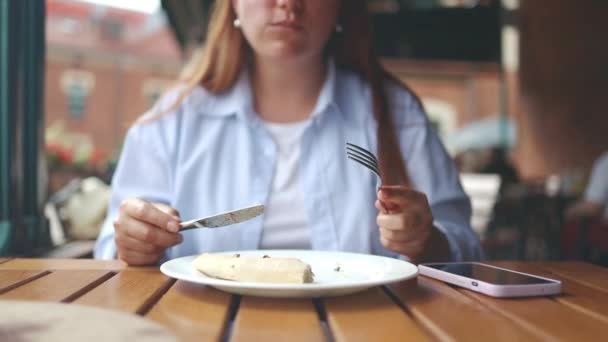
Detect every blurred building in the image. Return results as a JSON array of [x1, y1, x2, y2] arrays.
[[45, 0, 182, 155], [45, 0, 608, 181]]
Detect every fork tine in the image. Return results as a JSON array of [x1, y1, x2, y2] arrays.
[[347, 154, 381, 178], [345, 143, 387, 212], [347, 155, 381, 178], [346, 143, 379, 165], [345, 146, 380, 177], [346, 148, 379, 169]]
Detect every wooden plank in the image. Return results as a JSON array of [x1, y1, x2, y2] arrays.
[[489, 261, 608, 324], [459, 283, 608, 340], [324, 287, 430, 342], [0, 270, 113, 301], [231, 297, 325, 342], [538, 261, 608, 294], [146, 281, 232, 342], [73, 270, 171, 313], [0, 258, 126, 271], [0, 270, 49, 293], [388, 278, 543, 341], [0, 258, 12, 264]]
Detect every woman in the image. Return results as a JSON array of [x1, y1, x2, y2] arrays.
[[94, 0, 481, 265]]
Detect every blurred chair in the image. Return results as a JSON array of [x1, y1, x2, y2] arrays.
[[421, 98, 458, 145], [43, 177, 110, 258], [459, 173, 502, 238], [561, 217, 608, 266]]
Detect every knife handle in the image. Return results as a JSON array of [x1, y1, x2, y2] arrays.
[[179, 220, 204, 231]]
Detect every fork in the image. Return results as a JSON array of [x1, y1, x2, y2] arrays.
[[346, 143, 381, 180], [345, 142, 388, 213]]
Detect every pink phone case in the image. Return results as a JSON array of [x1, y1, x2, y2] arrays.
[[418, 262, 562, 298]]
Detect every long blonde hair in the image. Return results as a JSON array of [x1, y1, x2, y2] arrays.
[[174, 0, 412, 186]]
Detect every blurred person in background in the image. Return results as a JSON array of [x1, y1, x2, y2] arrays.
[[479, 147, 519, 190], [94, 0, 481, 265], [562, 151, 608, 264], [566, 151, 608, 222]]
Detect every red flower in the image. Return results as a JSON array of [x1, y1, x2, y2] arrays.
[[57, 148, 73, 164], [46, 143, 73, 165], [90, 149, 107, 165]]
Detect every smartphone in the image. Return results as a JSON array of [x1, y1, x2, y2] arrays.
[[418, 262, 562, 298]]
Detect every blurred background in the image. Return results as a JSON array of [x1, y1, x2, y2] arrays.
[[1, 0, 607, 265]]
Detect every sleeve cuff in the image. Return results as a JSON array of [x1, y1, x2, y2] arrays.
[[433, 220, 484, 261], [93, 233, 118, 260], [433, 220, 461, 261]]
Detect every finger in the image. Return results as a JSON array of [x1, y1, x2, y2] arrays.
[[115, 231, 163, 254], [378, 186, 426, 208], [121, 199, 181, 233], [118, 248, 162, 266], [378, 185, 411, 193], [152, 203, 181, 219], [377, 205, 428, 229], [375, 200, 389, 214], [380, 236, 425, 257], [377, 213, 405, 230], [379, 227, 412, 243], [122, 215, 183, 248], [375, 200, 383, 211]]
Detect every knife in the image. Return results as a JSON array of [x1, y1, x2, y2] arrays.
[[179, 204, 264, 231]]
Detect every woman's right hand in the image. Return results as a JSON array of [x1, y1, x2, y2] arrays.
[[113, 199, 183, 266]]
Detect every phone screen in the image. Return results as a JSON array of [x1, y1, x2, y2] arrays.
[[424, 263, 555, 285]]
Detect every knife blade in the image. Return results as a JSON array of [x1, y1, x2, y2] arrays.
[[179, 204, 264, 231]]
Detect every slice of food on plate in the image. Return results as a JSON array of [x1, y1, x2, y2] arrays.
[[192, 253, 314, 284]]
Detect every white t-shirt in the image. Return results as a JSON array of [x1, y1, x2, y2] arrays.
[[584, 151, 608, 219], [259, 120, 312, 249]]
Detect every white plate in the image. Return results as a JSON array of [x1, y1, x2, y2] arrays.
[[160, 250, 418, 298]]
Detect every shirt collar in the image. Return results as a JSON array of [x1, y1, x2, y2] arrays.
[[188, 67, 253, 118], [311, 58, 339, 118], [190, 59, 341, 120]]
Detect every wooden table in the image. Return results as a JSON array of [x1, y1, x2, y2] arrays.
[[1, 258, 607, 341]]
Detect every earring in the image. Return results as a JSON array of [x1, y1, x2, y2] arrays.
[[233, 18, 241, 28], [336, 24, 343, 33]]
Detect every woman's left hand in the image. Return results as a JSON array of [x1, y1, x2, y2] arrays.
[[375, 185, 434, 262]]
